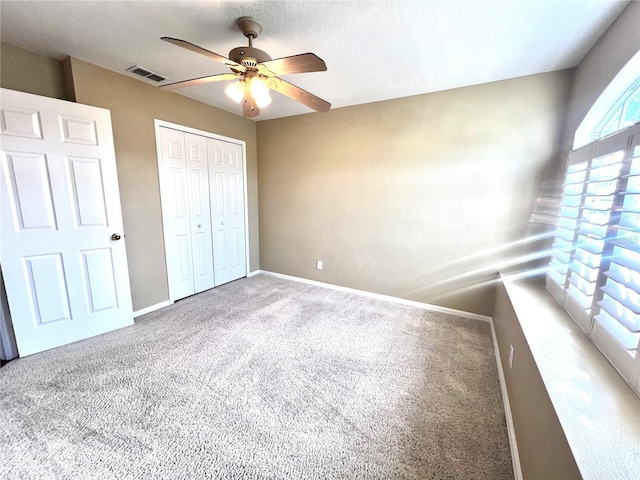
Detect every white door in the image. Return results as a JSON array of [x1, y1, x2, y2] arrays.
[[208, 138, 247, 286], [0, 88, 133, 357], [158, 127, 214, 300], [185, 133, 215, 293]]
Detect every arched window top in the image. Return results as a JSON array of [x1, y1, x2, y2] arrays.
[[574, 49, 640, 149]]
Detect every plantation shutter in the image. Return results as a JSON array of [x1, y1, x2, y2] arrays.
[[595, 147, 640, 348], [547, 122, 640, 393], [547, 152, 588, 295]]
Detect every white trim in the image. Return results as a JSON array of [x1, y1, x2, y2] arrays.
[[153, 119, 250, 302], [259, 270, 491, 322], [246, 270, 262, 277], [154, 121, 176, 302], [154, 119, 248, 146], [133, 300, 173, 318], [489, 318, 523, 480], [241, 143, 250, 282]]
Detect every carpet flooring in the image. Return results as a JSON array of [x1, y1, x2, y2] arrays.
[[0, 274, 513, 479]]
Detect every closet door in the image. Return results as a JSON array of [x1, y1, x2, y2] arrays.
[[185, 133, 215, 293], [208, 138, 247, 286], [158, 127, 214, 300]]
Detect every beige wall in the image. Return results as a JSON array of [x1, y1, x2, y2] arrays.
[[257, 71, 572, 315], [65, 58, 259, 311], [0, 41, 66, 100], [493, 283, 581, 479]]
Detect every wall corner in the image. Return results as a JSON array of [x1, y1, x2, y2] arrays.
[[61, 57, 76, 102]]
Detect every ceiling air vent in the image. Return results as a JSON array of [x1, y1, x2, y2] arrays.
[[126, 65, 168, 82]]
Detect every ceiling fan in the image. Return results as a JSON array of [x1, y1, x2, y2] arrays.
[[160, 16, 331, 118]]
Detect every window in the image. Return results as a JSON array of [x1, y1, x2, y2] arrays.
[[594, 79, 640, 140], [547, 123, 640, 395], [574, 50, 640, 148]]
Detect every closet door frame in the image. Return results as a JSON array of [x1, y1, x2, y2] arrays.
[[154, 119, 249, 302]]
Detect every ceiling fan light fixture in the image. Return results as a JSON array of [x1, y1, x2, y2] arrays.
[[160, 16, 331, 117], [225, 80, 244, 103], [251, 77, 272, 108]]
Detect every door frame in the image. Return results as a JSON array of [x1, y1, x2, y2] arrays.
[[154, 119, 250, 302]]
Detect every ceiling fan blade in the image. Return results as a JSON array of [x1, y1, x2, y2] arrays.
[[243, 80, 260, 118], [267, 77, 331, 112], [160, 73, 238, 90], [161, 37, 246, 72], [258, 53, 327, 76]]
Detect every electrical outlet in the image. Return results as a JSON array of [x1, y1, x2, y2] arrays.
[[509, 345, 515, 369], [316, 260, 323, 270]]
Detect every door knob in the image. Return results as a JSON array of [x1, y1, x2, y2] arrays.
[[221, 222, 224, 226], [111, 233, 122, 241], [198, 224, 202, 228]]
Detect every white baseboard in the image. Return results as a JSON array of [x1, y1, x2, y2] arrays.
[[258, 270, 491, 322], [490, 319, 523, 480], [246, 270, 261, 278], [133, 300, 173, 318]]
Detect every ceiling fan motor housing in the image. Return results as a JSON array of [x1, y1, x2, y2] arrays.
[[228, 46, 272, 69]]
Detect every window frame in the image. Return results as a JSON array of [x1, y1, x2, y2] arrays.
[[547, 122, 640, 395], [593, 78, 640, 141]]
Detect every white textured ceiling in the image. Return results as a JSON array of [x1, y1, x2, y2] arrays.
[[0, 0, 629, 121]]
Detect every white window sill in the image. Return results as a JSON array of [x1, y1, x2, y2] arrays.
[[501, 273, 640, 480]]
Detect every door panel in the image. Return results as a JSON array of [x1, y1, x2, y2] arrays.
[[171, 168, 187, 219], [1, 105, 43, 138], [176, 234, 191, 281], [160, 127, 193, 300], [185, 132, 214, 293], [4, 152, 56, 230], [229, 172, 240, 214], [68, 157, 108, 227], [190, 170, 203, 217], [218, 230, 229, 271], [208, 138, 246, 286], [81, 248, 118, 312], [59, 116, 98, 145], [0, 88, 133, 357], [193, 232, 207, 277], [24, 253, 72, 324], [214, 171, 225, 215], [231, 228, 241, 267], [158, 128, 214, 299]]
